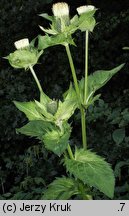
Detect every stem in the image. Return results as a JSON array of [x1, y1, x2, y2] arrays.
[[84, 30, 89, 103], [81, 108, 87, 149], [29, 66, 43, 93], [65, 45, 80, 101], [65, 44, 87, 149], [67, 144, 74, 160], [82, 30, 89, 150]]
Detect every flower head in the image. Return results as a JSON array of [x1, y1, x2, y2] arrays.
[[6, 38, 43, 69], [14, 38, 29, 49], [52, 2, 69, 18], [77, 5, 95, 15]]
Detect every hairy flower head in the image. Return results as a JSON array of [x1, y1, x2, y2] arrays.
[[77, 5, 95, 15], [52, 2, 69, 18], [14, 38, 29, 49]]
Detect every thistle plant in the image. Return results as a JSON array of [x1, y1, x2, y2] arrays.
[[6, 2, 125, 200]]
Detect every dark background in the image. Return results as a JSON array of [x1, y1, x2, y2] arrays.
[[0, 0, 129, 199]]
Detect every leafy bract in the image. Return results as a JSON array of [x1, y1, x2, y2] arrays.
[[16, 120, 53, 139], [14, 90, 52, 121], [38, 12, 79, 48], [78, 9, 97, 32], [38, 34, 75, 50], [35, 100, 54, 121], [6, 49, 43, 69], [40, 91, 52, 106], [55, 84, 77, 126], [65, 148, 115, 198], [17, 120, 71, 156], [79, 17, 96, 32], [39, 13, 54, 22], [43, 122, 71, 156], [42, 177, 79, 200], [14, 101, 43, 120]]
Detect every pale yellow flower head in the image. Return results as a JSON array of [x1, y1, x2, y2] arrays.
[[52, 2, 69, 18], [14, 38, 29, 49], [77, 5, 95, 15]]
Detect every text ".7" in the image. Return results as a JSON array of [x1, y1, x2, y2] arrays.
[[118, 203, 125, 212]]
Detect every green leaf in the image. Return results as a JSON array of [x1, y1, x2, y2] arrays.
[[112, 128, 125, 145], [83, 94, 101, 108], [46, 100, 58, 115], [70, 15, 79, 25], [55, 84, 78, 124], [79, 64, 125, 106], [38, 33, 75, 50], [88, 64, 125, 94], [43, 123, 71, 156], [39, 25, 57, 35], [17, 120, 70, 156], [39, 13, 53, 22], [35, 100, 54, 121], [40, 91, 51, 106], [65, 148, 115, 198], [14, 101, 42, 120], [16, 120, 53, 139], [42, 177, 79, 200]]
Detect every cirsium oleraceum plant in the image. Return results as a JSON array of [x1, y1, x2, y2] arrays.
[[6, 2, 125, 200]]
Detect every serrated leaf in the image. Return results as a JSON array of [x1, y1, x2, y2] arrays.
[[55, 84, 78, 124], [16, 120, 53, 139], [14, 101, 42, 120], [112, 128, 125, 145], [65, 148, 115, 198], [42, 177, 79, 200], [17, 120, 70, 156], [43, 123, 71, 156]]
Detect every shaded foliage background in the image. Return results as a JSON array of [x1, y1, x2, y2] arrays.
[[0, 0, 129, 199]]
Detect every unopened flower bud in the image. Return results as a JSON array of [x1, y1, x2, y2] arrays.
[[77, 5, 95, 15], [14, 38, 29, 49], [52, 2, 69, 18]]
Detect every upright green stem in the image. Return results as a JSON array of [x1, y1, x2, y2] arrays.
[[82, 30, 89, 150], [65, 45, 80, 101], [84, 30, 89, 103], [67, 144, 74, 160], [81, 108, 87, 149], [65, 44, 87, 149], [29, 66, 43, 93]]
